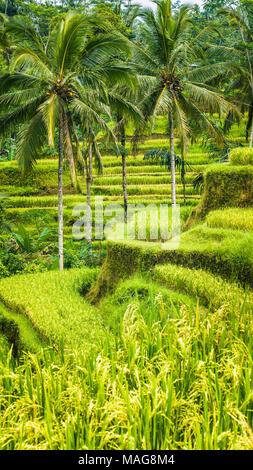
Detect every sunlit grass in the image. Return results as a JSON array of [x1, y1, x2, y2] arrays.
[[0, 282, 252, 450], [0, 268, 105, 351], [206, 208, 253, 232]]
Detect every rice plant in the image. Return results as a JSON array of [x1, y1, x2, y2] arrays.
[[0, 284, 252, 450]]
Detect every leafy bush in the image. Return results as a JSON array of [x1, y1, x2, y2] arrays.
[[0, 260, 9, 278], [22, 261, 48, 275], [0, 252, 26, 275], [229, 147, 253, 165], [9, 225, 54, 253], [49, 240, 99, 270]]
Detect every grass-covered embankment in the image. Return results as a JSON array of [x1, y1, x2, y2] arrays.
[[0, 267, 108, 352], [88, 225, 253, 303], [185, 165, 253, 230], [0, 278, 252, 450]]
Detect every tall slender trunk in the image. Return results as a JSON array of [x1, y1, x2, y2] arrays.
[[183, 176, 186, 206], [182, 157, 186, 206], [122, 153, 128, 222], [121, 122, 128, 222], [63, 110, 80, 193], [250, 119, 253, 148], [85, 127, 93, 254], [58, 111, 64, 271], [169, 111, 176, 208], [118, 114, 128, 222]]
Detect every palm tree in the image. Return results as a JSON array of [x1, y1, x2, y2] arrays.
[[0, 12, 133, 269], [219, 4, 253, 145], [108, 0, 143, 222], [134, 0, 238, 207], [108, 87, 142, 221], [0, 12, 10, 64]]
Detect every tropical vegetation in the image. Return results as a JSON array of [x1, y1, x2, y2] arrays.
[[0, 0, 253, 452]]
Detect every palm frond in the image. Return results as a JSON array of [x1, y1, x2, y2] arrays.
[[16, 111, 47, 172], [0, 95, 46, 136]]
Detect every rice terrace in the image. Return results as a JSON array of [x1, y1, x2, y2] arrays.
[[0, 0, 253, 456]]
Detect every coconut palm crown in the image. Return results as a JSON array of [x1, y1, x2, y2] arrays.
[[0, 12, 134, 269], [135, 0, 238, 206]]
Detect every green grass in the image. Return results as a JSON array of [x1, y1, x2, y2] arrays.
[[0, 331, 10, 356], [99, 274, 206, 335], [93, 174, 193, 186], [229, 147, 253, 165], [0, 281, 252, 450], [0, 120, 253, 450], [153, 263, 253, 314], [0, 301, 46, 353], [0, 268, 108, 352], [0, 185, 41, 197], [206, 208, 253, 232], [5, 194, 200, 210], [93, 183, 196, 196]]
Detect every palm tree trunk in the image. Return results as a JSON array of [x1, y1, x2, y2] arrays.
[[122, 152, 128, 222], [182, 157, 186, 206], [58, 111, 64, 271], [85, 127, 93, 254], [121, 122, 128, 222], [169, 111, 176, 207], [63, 110, 80, 193], [250, 120, 253, 148], [183, 176, 186, 206], [117, 114, 128, 222]]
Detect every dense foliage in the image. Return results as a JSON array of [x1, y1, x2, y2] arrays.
[[0, 0, 253, 452]]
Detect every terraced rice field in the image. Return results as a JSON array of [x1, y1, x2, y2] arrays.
[[0, 119, 253, 450]]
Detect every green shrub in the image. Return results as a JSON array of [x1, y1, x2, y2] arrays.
[[0, 260, 9, 278], [22, 261, 48, 275], [0, 252, 26, 275], [229, 147, 253, 165]]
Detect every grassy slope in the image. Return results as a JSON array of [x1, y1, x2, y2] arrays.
[[0, 268, 252, 450], [0, 268, 110, 352], [0, 301, 46, 353]]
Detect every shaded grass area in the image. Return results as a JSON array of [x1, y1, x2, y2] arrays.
[[0, 332, 9, 356], [0, 302, 45, 354]]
